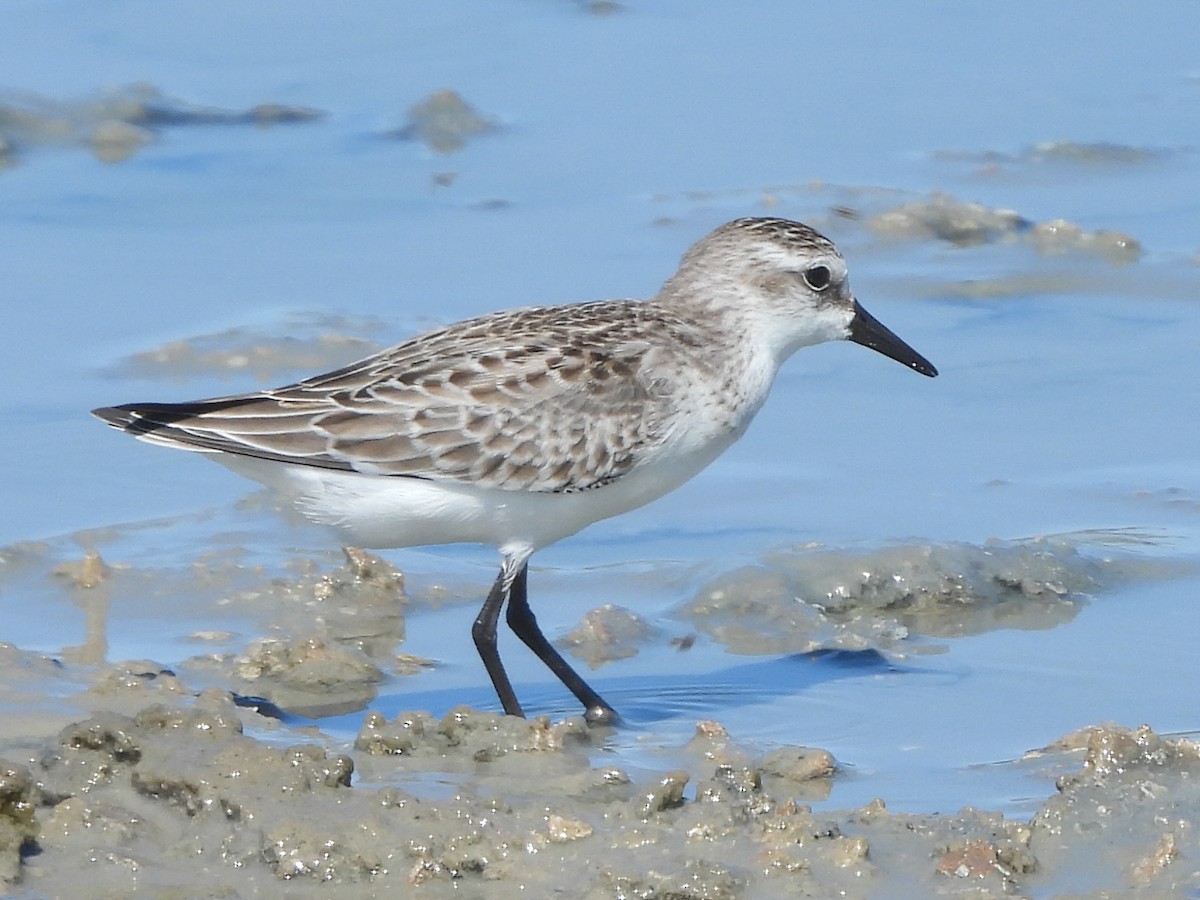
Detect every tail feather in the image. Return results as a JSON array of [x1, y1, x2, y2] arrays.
[[90, 400, 353, 470]]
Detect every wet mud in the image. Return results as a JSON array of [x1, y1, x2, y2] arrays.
[[2, 662, 1197, 897], [3, 532, 1198, 896]]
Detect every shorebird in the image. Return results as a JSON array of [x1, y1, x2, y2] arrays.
[[93, 217, 937, 723]]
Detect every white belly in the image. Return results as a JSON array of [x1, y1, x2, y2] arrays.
[[216, 430, 739, 552]]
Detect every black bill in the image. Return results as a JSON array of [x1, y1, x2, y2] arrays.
[[848, 300, 938, 377]]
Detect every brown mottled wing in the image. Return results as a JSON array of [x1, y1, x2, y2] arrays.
[[93, 301, 676, 493]]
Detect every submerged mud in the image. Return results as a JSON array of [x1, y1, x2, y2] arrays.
[[106, 314, 384, 385], [0, 83, 321, 166]]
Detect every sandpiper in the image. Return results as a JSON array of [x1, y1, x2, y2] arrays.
[[93, 217, 937, 723]]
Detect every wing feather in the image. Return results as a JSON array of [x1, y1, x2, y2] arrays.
[[93, 300, 685, 493]]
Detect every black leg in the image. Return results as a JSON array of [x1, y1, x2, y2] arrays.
[[471, 557, 525, 718], [505, 563, 618, 725]]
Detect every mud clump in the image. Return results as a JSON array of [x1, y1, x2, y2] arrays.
[[559, 602, 658, 668], [869, 194, 1028, 247], [1029, 723, 1200, 891], [355, 706, 596, 763], [867, 192, 1141, 263], [0, 762, 38, 884], [683, 537, 1103, 656], [393, 89, 496, 154], [25, 695, 361, 893], [185, 547, 421, 716], [233, 635, 386, 716]]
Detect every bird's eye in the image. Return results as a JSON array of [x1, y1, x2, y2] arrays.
[[802, 265, 831, 291]]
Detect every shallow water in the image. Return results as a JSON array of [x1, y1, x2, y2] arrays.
[[3, 1, 1200, 895]]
